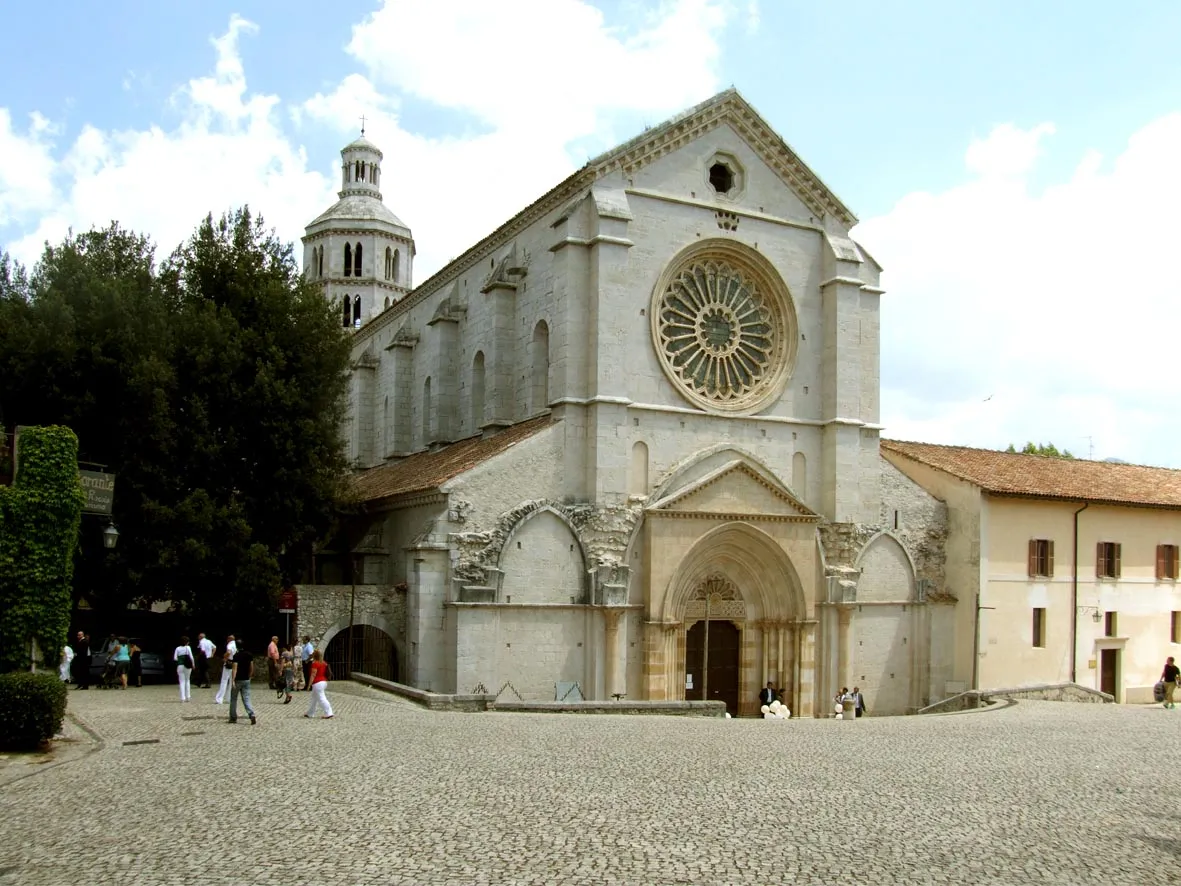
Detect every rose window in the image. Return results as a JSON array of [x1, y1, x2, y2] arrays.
[[654, 256, 789, 411]]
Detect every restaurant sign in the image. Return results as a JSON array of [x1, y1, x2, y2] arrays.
[[80, 471, 116, 515]]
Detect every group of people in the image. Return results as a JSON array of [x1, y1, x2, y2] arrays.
[[63, 632, 141, 690], [834, 686, 868, 717], [170, 633, 335, 723]]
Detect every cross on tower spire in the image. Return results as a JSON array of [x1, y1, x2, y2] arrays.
[[360, 114, 367, 136]]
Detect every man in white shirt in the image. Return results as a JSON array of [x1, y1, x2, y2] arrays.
[[214, 634, 238, 704], [195, 633, 216, 688], [300, 636, 314, 691]]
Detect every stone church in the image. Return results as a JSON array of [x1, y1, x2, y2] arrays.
[[297, 89, 955, 718]]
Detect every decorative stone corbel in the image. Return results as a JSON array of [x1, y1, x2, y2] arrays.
[[592, 562, 631, 607]]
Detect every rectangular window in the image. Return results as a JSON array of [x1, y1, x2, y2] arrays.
[[1096, 541, 1121, 579], [1172, 612, 1181, 645], [1032, 607, 1046, 648], [1157, 544, 1179, 580], [1104, 611, 1117, 637], [1027, 539, 1054, 578]]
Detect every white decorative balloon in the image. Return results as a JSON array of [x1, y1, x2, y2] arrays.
[[782, 708, 791, 718], [770, 700, 781, 711], [760, 704, 770, 714], [835, 712, 843, 719], [834, 702, 843, 713], [764, 712, 776, 719], [724, 712, 732, 719]]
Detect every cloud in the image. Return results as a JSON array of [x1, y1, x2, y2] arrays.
[[300, 0, 729, 278], [3, 15, 335, 267], [0, 111, 57, 226], [856, 114, 1181, 467], [1, 1, 729, 284]]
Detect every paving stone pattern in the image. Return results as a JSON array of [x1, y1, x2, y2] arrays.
[[1, 684, 1179, 885]]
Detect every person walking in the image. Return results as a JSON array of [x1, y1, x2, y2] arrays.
[[129, 640, 143, 688], [266, 636, 281, 691], [111, 637, 131, 689], [71, 631, 91, 690], [214, 634, 238, 705], [300, 636, 314, 690], [59, 644, 74, 682], [304, 650, 334, 719], [279, 645, 295, 704], [228, 641, 257, 725], [1162, 657, 1180, 709], [174, 635, 195, 702], [851, 686, 868, 718], [195, 633, 215, 688]]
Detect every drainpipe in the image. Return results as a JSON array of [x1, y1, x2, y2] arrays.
[[1070, 503, 1089, 684]]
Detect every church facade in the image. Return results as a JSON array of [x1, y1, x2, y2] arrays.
[[298, 90, 960, 717]]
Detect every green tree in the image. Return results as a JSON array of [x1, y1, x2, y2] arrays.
[[0, 210, 352, 625], [1005, 442, 1076, 459]]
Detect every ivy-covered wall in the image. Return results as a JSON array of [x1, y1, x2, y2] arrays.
[[0, 426, 85, 672]]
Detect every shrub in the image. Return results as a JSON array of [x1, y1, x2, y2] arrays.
[[0, 672, 68, 751]]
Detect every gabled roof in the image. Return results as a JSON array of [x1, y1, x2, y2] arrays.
[[349, 416, 552, 506], [881, 439, 1181, 510], [648, 459, 819, 520], [356, 88, 855, 344]]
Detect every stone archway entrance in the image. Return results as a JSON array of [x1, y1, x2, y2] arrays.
[[683, 576, 746, 716], [324, 624, 399, 682]]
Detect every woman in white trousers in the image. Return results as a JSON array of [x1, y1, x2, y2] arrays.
[[304, 649, 334, 719], [174, 636, 195, 702]]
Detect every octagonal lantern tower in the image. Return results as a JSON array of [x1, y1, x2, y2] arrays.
[[302, 131, 415, 329]]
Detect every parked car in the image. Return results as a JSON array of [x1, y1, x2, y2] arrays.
[[90, 637, 171, 683]]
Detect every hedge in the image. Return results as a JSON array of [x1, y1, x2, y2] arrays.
[[0, 672, 68, 751]]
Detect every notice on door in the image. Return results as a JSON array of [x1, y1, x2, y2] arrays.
[[685, 674, 693, 689]]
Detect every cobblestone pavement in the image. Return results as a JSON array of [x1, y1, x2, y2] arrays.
[[1, 684, 1179, 885]]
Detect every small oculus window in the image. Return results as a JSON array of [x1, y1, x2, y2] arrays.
[[709, 162, 734, 194]]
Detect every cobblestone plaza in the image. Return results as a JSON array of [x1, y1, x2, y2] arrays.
[[1, 685, 1178, 885]]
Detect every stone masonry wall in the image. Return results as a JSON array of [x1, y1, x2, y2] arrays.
[[294, 584, 407, 653], [818, 456, 948, 594]]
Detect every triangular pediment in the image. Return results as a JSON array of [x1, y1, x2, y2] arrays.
[[648, 460, 818, 520], [590, 89, 856, 227]]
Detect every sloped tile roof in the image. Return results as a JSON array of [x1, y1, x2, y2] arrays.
[[349, 416, 552, 505], [881, 440, 1181, 509]]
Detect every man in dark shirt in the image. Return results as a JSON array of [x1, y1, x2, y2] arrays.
[[228, 642, 257, 725], [72, 631, 91, 690], [1162, 657, 1180, 709]]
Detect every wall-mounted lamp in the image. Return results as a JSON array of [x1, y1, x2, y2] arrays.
[[1077, 605, 1103, 624], [102, 522, 120, 550]]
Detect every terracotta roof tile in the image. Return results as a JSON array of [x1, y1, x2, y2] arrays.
[[881, 439, 1181, 509], [349, 416, 553, 505]]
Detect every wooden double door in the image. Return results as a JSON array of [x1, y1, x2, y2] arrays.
[[685, 620, 741, 715]]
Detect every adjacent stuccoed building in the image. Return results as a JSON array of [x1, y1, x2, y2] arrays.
[[297, 89, 952, 717]]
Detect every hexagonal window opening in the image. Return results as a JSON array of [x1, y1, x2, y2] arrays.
[[709, 162, 735, 194]]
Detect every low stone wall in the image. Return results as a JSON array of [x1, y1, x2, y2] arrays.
[[918, 682, 1113, 715], [351, 672, 491, 712], [351, 672, 727, 716], [490, 700, 726, 717]]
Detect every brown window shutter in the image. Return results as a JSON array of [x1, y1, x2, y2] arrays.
[[1047, 540, 1054, 577], [1172, 546, 1179, 579], [1028, 540, 1037, 577], [1158, 545, 1166, 581], [1114, 543, 1122, 578], [1096, 541, 1104, 578]]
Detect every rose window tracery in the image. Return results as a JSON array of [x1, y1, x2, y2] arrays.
[[651, 243, 794, 413]]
